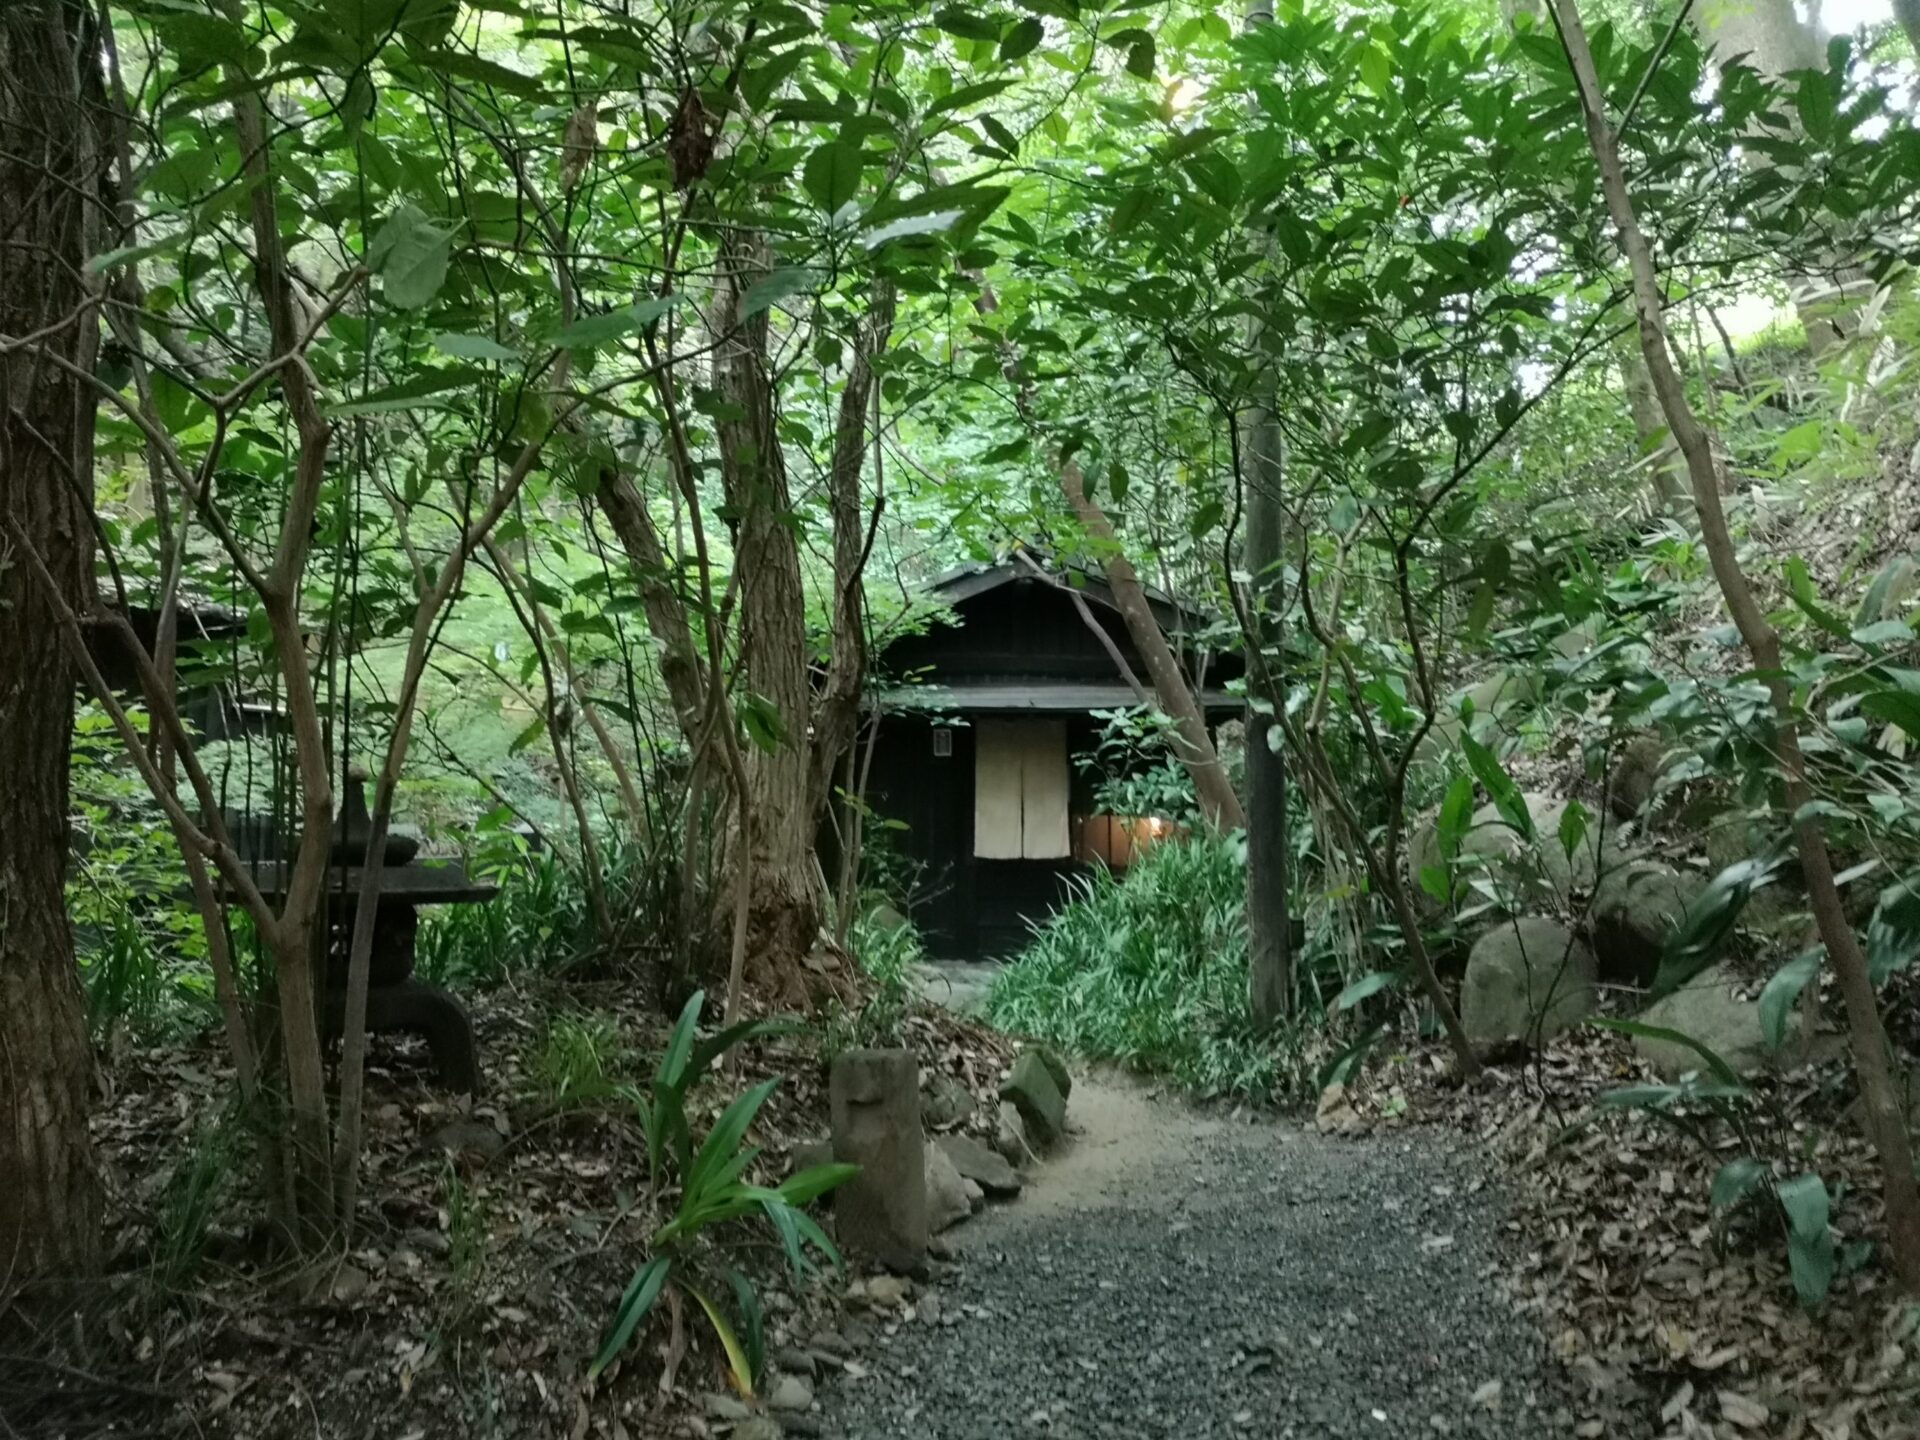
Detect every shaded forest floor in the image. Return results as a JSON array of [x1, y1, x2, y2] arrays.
[[6, 980, 1918, 1439]]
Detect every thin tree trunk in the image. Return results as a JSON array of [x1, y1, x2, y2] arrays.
[[0, 0, 104, 1283], [1242, 409, 1292, 1024], [1619, 341, 1690, 511], [1242, 0, 1292, 1026], [1058, 462, 1247, 832], [970, 276, 1245, 832], [807, 280, 896, 827], [1551, 0, 1920, 1294]]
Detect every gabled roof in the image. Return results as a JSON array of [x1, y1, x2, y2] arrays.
[[925, 553, 1216, 633]]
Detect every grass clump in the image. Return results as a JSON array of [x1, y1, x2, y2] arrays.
[[986, 834, 1311, 1101]]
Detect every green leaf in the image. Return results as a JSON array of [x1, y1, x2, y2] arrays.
[[1866, 880, 1920, 985], [328, 366, 480, 416], [1651, 858, 1779, 999], [1711, 1156, 1769, 1211], [1861, 688, 1920, 742], [722, 1268, 767, 1390], [1359, 42, 1393, 100], [686, 1284, 755, 1397], [738, 267, 817, 321], [1852, 619, 1915, 648], [859, 210, 967, 248], [1001, 16, 1044, 59], [1125, 36, 1155, 79], [367, 202, 456, 310], [508, 715, 547, 755], [775, 1162, 860, 1207], [1588, 1017, 1747, 1089], [1759, 948, 1821, 1050], [1557, 799, 1590, 865], [803, 140, 863, 213], [1777, 1173, 1836, 1308], [1785, 556, 1849, 639], [551, 295, 678, 349], [1461, 732, 1531, 840], [432, 332, 516, 362], [934, 7, 1000, 41], [589, 1255, 670, 1378], [682, 1079, 779, 1210], [1333, 970, 1398, 1012]]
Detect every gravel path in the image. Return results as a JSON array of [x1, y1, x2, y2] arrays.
[[814, 1075, 1585, 1440]]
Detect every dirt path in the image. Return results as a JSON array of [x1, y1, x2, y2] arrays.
[[813, 1070, 1590, 1440]]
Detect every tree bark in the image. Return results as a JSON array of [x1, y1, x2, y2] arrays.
[[1242, 409, 1292, 1025], [966, 274, 1244, 833], [1242, 0, 1292, 1027], [1690, 0, 1861, 352], [1619, 340, 1690, 511], [1058, 463, 1247, 831], [713, 232, 820, 968], [1552, 0, 1920, 1294], [807, 280, 895, 830], [0, 0, 104, 1283]]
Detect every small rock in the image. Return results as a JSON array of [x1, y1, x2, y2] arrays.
[[994, 1101, 1032, 1166], [962, 1176, 985, 1212], [935, 1133, 1023, 1197], [329, 1263, 369, 1304], [807, 1329, 853, 1357], [918, 1293, 942, 1325], [866, 1274, 910, 1308], [734, 1421, 783, 1440], [425, 1117, 505, 1167], [774, 1346, 817, 1377], [925, 1142, 973, 1234], [767, 1373, 814, 1413], [703, 1393, 752, 1421], [1314, 1083, 1368, 1137], [922, 1075, 976, 1130], [1000, 1050, 1068, 1148]]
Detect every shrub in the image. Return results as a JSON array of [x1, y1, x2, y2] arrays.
[[987, 834, 1315, 1100]]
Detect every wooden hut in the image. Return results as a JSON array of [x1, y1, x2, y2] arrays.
[[858, 556, 1241, 959]]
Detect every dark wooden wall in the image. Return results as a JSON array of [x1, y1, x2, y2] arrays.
[[862, 712, 1102, 959]]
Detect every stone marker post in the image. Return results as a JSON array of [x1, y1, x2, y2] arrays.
[[829, 1048, 926, 1271]]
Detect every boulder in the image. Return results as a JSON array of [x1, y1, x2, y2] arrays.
[[1634, 962, 1802, 1078], [935, 1132, 1023, 1197], [1588, 861, 1703, 986], [999, 1049, 1068, 1148], [829, 1049, 926, 1271], [1411, 793, 1629, 913], [1461, 918, 1597, 1052], [1607, 735, 1670, 820], [924, 1141, 973, 1234]]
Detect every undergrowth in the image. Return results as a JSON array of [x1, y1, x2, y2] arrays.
[[987, 835, 1319, 1101]]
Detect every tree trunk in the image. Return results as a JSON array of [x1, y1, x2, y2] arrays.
[[1896, 0, 1920, 59], [1058, 464, 1246, 831], [1552, 0, 1920, 1295], [807, 281, 895, 830], [1242, 0, 1292, 1027], [713, 232, 819, 969], [1619, 341, 1690, 512], [1242, 409, 1292, 1025], [0, 0, 104, 1284], [1690, 0, 1861, 352]]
